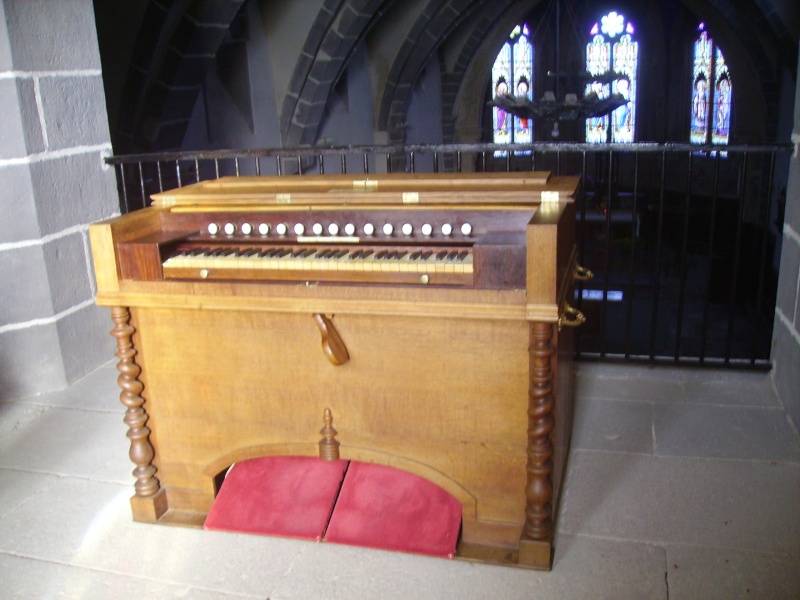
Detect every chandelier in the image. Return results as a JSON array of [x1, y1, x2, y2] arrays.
[[491, 71, 629, 122]]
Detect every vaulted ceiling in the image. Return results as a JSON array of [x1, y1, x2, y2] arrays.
[[93, 0, 798, 153]]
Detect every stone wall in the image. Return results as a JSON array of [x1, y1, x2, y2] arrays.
[[771, 47, 800, 429], [0, 0, 118, 399]]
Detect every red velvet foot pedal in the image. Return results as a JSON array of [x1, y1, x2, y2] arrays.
[[204, 456, 349, 540], [325, 461, 462, 558]]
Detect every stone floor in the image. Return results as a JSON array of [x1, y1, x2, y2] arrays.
[[0, 361, 798, 599]]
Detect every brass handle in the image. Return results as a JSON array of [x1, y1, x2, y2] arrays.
[[574, 264, 594, 281], [558, 303, 586, 330]]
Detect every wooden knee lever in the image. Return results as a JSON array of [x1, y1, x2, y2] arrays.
[[313, 313, 349, 366]]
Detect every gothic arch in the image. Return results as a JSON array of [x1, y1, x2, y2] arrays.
[[115, 0, 247, 152], [105, 0, 795, 152], [279, 0, 389, 147], [445, 0, 535, 145]]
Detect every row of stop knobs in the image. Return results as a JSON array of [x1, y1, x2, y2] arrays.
[[206, 221, 474, 237]]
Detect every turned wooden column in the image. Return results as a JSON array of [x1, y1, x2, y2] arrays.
[[519, 320, 556, 566], [110, 306, 167, 521]]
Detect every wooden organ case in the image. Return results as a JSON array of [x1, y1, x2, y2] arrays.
[[90, 171, 588, 570]]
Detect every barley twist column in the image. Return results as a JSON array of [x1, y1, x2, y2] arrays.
[[111, 306, 160, 500], [522, 321, 556, 552]]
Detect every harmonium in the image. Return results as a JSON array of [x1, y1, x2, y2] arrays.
[[90, 171, 589, 570]]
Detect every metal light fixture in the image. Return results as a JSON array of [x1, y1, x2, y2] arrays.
[[491, 71, 629, 122]]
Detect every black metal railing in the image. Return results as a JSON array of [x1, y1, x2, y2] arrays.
[[105, 142, 793, 369]]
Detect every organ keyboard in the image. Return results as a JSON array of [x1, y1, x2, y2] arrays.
[[90, 171, 585, 570]]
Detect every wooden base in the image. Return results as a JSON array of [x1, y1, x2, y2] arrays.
[[110, 305, 572, 571], [136, 498, 554, 569], [130, 488, 168, 523], [518, 536, 554, 569]]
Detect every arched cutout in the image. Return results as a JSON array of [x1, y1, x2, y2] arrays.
[[205, 456, 462, 558]]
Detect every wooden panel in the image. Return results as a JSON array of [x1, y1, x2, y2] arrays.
[[118, 231, 196, 281], [133, 307, 530, 526], [473, 231, 527, 289], [90, 208, 166, 293]]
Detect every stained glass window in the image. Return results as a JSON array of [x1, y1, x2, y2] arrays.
[[585, 12, 638, 143], [491, 24, 533, 155], [691, 24, 731, 146]]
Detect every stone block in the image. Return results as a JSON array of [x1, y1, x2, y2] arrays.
[[0, 163, 40, 243], [784, 156, 800, 231], [0, 1, 11, 71], [0, 405, 129, 481], [0, 245, 54, 326], [30, 151, 118, 236], [666, 545, 800, 600], [56, 303, 115, 384], [572, 397, 654, 454], [0, 78, 28, 160], [293, 98, 327, 127], [285, 52, 314, 100], [683, 372, 780, 406], [303, 58, 342, 94], [771, 322, 800, 428], [298, 73, 331, 107], [42, 232, 93, 314], [775, 234, 799, 319], [280, 91, 301, 136], [15, 78, 46, 154], [39, 75, 110, 151], [654, 403, 799, 462], [3, 0, 101, 71], [0, 322, 67, 400], [332, 5, 361, 37], [559, 451, 800, 554]]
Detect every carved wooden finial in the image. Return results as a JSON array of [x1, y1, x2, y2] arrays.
[[318, 407, 340, 461]]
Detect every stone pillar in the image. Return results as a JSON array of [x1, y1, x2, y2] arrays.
[[771, 46, 800, 428], [0, 0, 118, 399]]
